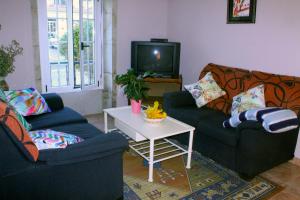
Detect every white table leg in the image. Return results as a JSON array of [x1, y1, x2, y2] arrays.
[[186, 130, 194, 169], [148, 139, 155, 182], [104, 112, 108, 133]]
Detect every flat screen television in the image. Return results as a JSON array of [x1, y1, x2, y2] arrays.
[[131, 41, 181, 78]]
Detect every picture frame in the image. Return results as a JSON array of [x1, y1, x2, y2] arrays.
[[227, 0, 257, 24]]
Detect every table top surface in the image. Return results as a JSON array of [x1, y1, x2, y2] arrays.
[[104, 106, 195, 140]]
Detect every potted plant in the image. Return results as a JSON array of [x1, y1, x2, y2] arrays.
[[0, 40, 23, 90], [115, 69, 149, 113]]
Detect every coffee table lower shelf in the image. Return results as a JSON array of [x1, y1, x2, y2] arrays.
[[129, 138, 188, 165]]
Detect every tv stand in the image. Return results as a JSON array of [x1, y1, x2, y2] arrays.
[[143, 75, 182, 106]]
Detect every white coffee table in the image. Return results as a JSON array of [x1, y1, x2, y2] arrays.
[[103, 106, 195, 182]]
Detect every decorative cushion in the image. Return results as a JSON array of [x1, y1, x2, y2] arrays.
[[0, 101, 39, 161], [199, 63, 251, 114], [28, 129, 84, 150], [0, 89, 6, 101], [5, 88, 51, 116], [223, 107, 299, 133], [231, 84, 265, 116], [184, 72, 226, 108], [0, 89, 32, 131]]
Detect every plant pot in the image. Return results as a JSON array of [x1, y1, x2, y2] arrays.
[[0, 76, 9, 91], [130, 99, 142, 114]]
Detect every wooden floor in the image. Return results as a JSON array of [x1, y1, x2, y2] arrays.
[[86, 113, 300, 200]]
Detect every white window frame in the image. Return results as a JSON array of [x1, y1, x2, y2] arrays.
[[38, 0, 103, 93]]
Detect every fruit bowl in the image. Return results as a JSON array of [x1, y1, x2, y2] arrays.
[[144, 101, 167, 123], [143, 116, 166, 123]]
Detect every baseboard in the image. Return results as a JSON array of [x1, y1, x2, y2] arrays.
[[289, 157, 300, 167]]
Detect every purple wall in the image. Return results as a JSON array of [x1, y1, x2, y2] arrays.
[[167, 0, 300, 85], [0, 0, 35, 89], [116, 0, 169, 106]]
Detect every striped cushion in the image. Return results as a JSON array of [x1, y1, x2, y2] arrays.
[[223, 107, 299, 133]]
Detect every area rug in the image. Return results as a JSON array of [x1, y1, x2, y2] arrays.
[[122, 139, 282, 200]]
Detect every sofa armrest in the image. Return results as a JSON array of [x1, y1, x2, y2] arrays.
[[236, 120, 299, 177], [38, 133, 128, 165], [163, 91, 196, 111], [42, 93, 64, 111]]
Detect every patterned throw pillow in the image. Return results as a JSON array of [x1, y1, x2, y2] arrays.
[[231, 84, 266, 116], [5, 88, 51, 116], [28, 129, 84, 150], [0, 89, 7, 101], [0, 101, 39, 161], [0, 89, 32, 131], [184, 72, 226, 108]]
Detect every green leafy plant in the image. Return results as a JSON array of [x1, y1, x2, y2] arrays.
[[115, 69, 151, 101], [0, 40, 23, 77]]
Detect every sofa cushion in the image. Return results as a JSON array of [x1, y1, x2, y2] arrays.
[[28, 129, 84, 150], [166, 105, 226, 128], [1, 89, 32, 131], [5, 88, 51, 116], [26, 107, 87, 130], [199, 63, 251, 114], [184, 72, 226, 108], [196, 110, 240, 147], [244, 70, 300, 115], [231, 84, 266, 115], [49, 123, 103, 139], [0, 101, 39, 162]]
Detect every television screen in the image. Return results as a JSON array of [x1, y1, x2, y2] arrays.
[[131, 41, 180, 78], [137, 45, 174, 73]]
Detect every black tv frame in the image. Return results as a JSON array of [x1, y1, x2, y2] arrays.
[[131, 41, 181, 78]]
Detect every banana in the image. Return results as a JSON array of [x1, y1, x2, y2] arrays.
[[145, 101, 167, 119]]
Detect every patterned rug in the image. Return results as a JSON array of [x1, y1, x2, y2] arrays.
[[122, 142, 282, 200]]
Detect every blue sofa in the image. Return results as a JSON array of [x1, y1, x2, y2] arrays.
[[0, 93, 128, 200]]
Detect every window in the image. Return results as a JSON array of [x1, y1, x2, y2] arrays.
[[38, 0, 103, 92]]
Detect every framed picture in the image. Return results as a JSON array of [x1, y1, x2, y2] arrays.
[[227, 0, 257, 24]]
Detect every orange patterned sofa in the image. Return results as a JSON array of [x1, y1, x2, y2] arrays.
[[199, 63, 300, 115], [164, 63, 300, 178]]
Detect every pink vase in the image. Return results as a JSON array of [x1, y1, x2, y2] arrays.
[[131, 99, 142, 114]]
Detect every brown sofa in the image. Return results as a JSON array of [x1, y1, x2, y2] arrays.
[[164, 63, 300, 178]]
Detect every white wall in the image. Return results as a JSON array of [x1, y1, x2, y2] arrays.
[[116, 0, 169, 106], [167, 0, 300, 85]]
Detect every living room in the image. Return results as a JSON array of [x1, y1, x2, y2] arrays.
[[1, 0, 300, 199]]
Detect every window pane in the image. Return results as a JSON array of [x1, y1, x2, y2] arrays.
[[74, 63, 81, 87], [59, 43, 68, 61], [88, 0, 94, 19], [88, 20, 94, 42], [73, 1, 80, 87], [83, 0, 88, 19], [47, 0, 69, 87], [84, 64, 90, 85], [51, 64, 68, 87]]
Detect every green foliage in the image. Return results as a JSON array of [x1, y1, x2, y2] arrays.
[[115, 69, 149, 101], [0, 40, 23, 77]]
